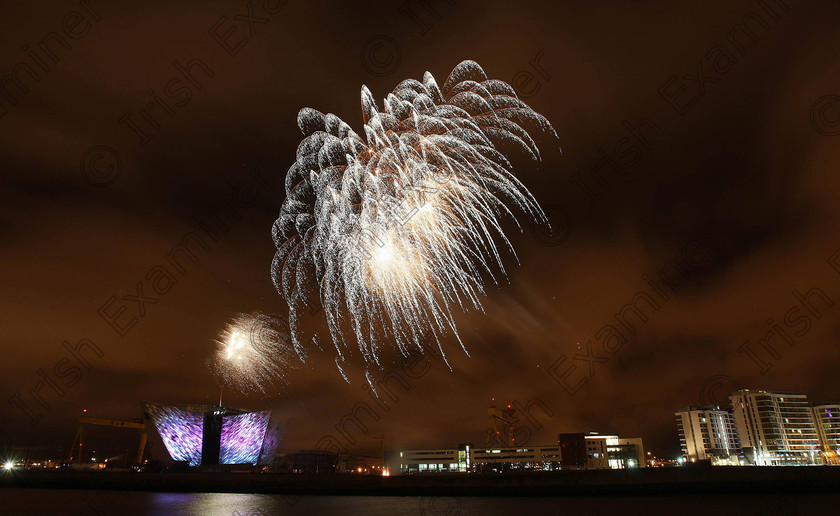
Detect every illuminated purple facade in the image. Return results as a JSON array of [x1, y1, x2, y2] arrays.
[[220, 411, 270, 465], [146, 403, 280, 466], [259, 419, 285, 466], [146, 403, 205, 466]]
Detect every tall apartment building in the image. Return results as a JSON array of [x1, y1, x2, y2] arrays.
[[812, 402, 840, 464], [675, 405, 741, 462], [729, 390, 820, 465]]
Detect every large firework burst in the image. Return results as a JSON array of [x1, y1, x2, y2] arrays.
[[272, 60, 556, 374]]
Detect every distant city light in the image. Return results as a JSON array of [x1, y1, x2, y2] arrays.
[[3, 461, 14, 470]]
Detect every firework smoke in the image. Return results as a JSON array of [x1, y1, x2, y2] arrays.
[[272, 60, 557, 377]]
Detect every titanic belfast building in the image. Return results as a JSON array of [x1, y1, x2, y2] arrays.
[[145, 403, 281, 466]]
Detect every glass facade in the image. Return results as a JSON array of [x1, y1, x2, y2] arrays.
[[730, 390, 821, 465]]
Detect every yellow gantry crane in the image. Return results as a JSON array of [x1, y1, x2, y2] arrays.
[[485, 404, 516, 448], [69, 416, 148, 465]]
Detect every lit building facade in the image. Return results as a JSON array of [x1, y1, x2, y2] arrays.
[[583, 434, 609, 469], [399, 447, 461, 474], [612, 437, 645, 469], [397, 443, 562, 474], [675, 405, 741, 462], [145, 403, 279, 467], [812, 403, 840, 464], [729, 390, 820, 465], [556, 433, 645, 469], [470, 445, 562, 472], [583, 434, 645, 469]]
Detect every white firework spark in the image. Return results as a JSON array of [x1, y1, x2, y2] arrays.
[[272, 60, 557, 375], [212, 313, 297, 393]]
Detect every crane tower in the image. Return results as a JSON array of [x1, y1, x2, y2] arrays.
[[485, 404, 516, 448]]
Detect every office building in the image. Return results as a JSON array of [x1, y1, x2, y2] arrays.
[[396, 443, 563, 474], [470, 445, 562, 472], [398, 446, 462, 474], [557, 432, 644, 469]]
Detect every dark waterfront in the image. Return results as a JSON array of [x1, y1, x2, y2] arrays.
[[0, 489, 836, 516], [2, 467, 839, 514]]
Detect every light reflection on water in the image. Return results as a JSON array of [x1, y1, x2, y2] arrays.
[[0, 488, 833, 515]]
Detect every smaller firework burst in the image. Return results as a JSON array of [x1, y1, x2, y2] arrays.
[[211, 312, 299, 394]]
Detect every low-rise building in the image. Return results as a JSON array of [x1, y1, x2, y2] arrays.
[[398, 447, 461, 474], [470, 445, 562, 472], [558, 432, 644, 469], [396, 443, 563, 474]]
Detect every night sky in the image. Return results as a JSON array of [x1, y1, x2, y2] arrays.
[[2, 0, 840, 461]]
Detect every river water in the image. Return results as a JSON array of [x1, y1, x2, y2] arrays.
[[0, 488, 833, 515]]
